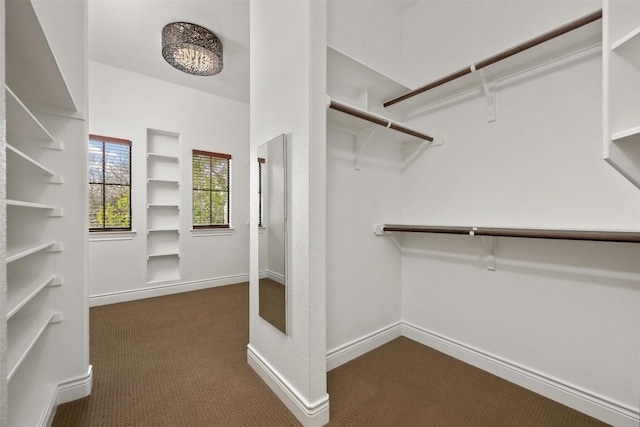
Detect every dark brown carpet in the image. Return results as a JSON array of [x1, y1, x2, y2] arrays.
[[53, 283, 608, 426]]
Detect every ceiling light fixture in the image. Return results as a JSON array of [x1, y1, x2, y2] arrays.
[[161, 22, 223, 76]]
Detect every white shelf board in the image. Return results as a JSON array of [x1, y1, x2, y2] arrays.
[[6, 144, 62, 182], [612, 24, 640, 50], [7, 275, 60, 320], [5, 0, 77, 111], [8, 381, 57, 427], [327, 106, 420, 145], [7, 241, 61, 264], [147, 228, 180, 234], [146, 276, 181, 285], [6, 87, 56, 143], [7, 379, 58, 426], [147, 152, 179, 161], [327, 46, 410, 109], [612, 25, 640, 68], [7, 310, 55, 381], [612, 126, 640, 144], [147, 204, 180, 209], [147, 252, 180, 260], [7, 199, 62, 216], [147, 178, 180, 185]]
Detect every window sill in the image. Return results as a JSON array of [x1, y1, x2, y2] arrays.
[[89, 230, 137, 242], [191, 228, 235, 237]]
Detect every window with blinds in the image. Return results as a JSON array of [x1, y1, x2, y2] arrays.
[[89, 134, 132, 231], [192, 150, 231, 228]]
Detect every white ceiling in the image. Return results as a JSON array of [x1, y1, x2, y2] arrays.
[[89, 0, 250, 103]]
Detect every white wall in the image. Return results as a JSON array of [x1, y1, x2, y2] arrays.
[[327, 1, 640, 425], [248, 0, 328, 426], [399, 43, 640, 424], [327, 0, 407, 85], [326, 127, 403, 357], [88, 61, 250, 304]]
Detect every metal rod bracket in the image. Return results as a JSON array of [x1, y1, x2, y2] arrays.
[[471, 65, 496, 122], [479, 234, 496, 271]]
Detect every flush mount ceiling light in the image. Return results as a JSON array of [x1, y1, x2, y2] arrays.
[[161, 22, 223, 76]]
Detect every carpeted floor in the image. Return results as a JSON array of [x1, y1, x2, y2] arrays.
[[53, 283, 608, 426]]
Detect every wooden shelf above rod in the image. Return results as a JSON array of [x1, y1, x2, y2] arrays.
[[327, 97, 434, 142], [375, 224, 640, 243], [383, 9, 603, 108]]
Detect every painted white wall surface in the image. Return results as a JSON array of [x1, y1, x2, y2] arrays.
[[88, 61, 249, 301], [326, 128, 403, 353], [327, 0, 406, 85], [399, 46, 640, 420], [400, 0, 601, 88], [326, 1, 640, 424], [248, 0, 328, 425]]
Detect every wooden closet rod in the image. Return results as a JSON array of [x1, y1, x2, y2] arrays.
[[381, 224, 640, 243], [383, 9, 603, 108], [328, 98, 434, 142]]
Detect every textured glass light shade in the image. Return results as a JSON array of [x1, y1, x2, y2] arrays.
[[162, 22, 223, 76]]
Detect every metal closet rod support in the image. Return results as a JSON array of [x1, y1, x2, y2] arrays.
[[383, 9, 603, 108], [380, 224, 640, 243], [327, 97, 434, 142]]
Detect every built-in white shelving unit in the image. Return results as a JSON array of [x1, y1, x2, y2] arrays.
[[3, 0, 89, 424], [146, 129, 181, 283], [603, 0, 640, 188]]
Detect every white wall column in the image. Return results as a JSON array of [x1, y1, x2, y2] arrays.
[[248, 1, 328, 426]]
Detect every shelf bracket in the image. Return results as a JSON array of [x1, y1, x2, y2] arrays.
[[354, 125, 377, 170], [477, 233, 496, 271], [471, 65, 496, 123], [402, 133, 446, 171]]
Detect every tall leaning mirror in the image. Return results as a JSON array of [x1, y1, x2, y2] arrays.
[[258, 134, 287, 334]]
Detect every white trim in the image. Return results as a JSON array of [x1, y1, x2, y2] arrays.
[[401, 322, 640, 427], [247, 344, 329, 427], [266, 270, 285, 285], [326, 322, 403, 371], [40, 384, 59, 427], [89, 230, 137, 241], [44, 366, 93, 427], [190, 227, 236, 237], [55, 365, 93, 405], [89, 274, 249, 307]]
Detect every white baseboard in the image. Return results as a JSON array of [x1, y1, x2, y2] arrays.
[[89, 274, 249, 307], [247, 344, 329, 427], [267, 270, 285, 285], [326, 322, 403, 371], [44, 365, 93, 427], [402, 322, 640, 427]]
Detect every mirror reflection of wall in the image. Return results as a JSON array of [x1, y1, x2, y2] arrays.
[[258, 134, 287, 334]]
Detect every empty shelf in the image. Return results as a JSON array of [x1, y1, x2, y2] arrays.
[[612, 126, 640, 144], [5, 0, 77, 111], [7, 199, 63, 216], [147, 152, 179, 161], [7, 311, 57, 381], [6, 144, 62, 182], [7, 241, 62, 264], [7, 275, 60, 320], [5, 86, 56, 143], [147, 252, 180, 260], [147, 178, 180, 185], [147, 228, 180, 234]]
